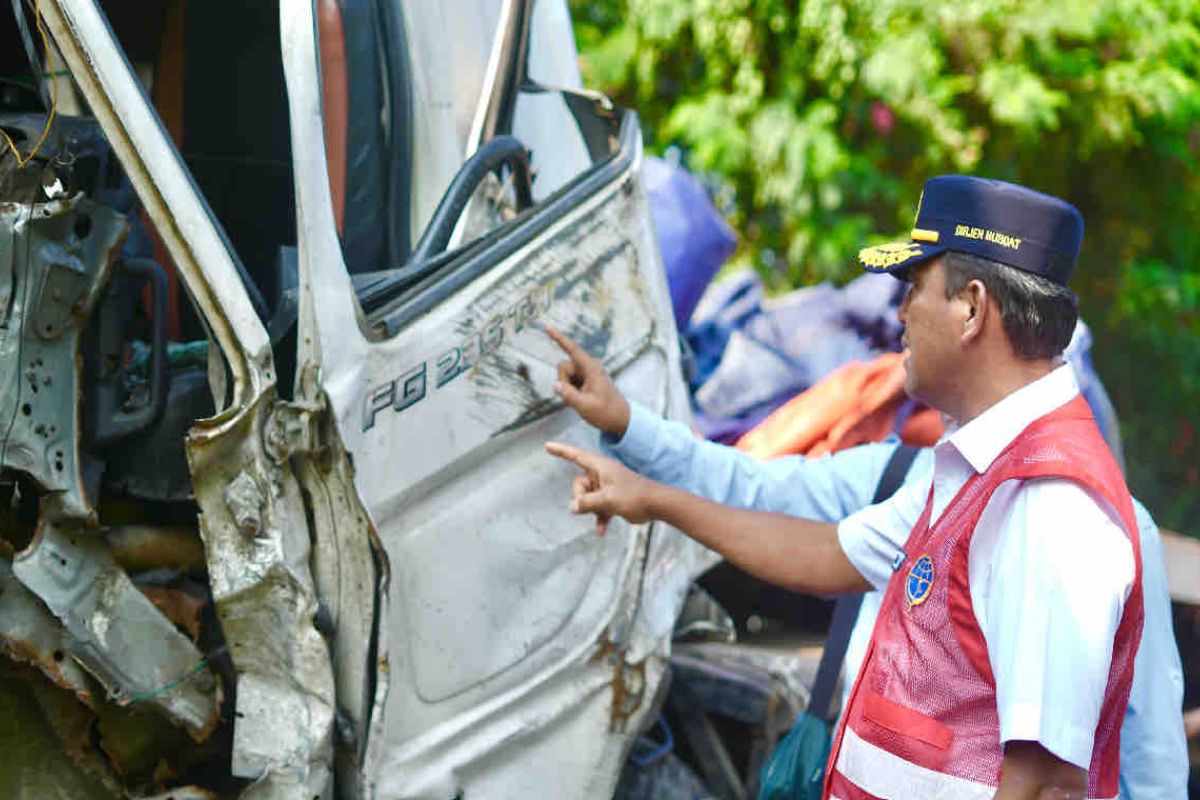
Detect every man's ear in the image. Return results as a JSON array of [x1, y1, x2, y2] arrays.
[[960, 278, 989, 344]]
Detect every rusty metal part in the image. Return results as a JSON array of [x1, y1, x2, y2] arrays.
[[609, 658, 647, 734], [13, 522, 221, 740], [103, 525, 207, 576], [30, 677, 125, 797], [93, 692, 211, 790], [0, 659, 113, 800], [139, 587, 206, 642], [591, 636, 649, 733], [0, 556, 93, 703]]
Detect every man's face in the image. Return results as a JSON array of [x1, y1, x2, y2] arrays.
[[897, 257, 966, 410]]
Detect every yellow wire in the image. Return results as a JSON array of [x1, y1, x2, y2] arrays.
[[1, 0, 60, 170]]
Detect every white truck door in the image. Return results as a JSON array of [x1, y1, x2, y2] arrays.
[[280, 1, 697, 796]]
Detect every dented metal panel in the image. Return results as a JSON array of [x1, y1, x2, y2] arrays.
[[283, 0, 712, 793]]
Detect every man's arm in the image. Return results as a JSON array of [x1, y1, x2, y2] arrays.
[[980, 481, 1135, 797], [995, 741, 1087, 800], [546, 324, 900, 521], [611, 401, 905, 520], [546, 441, 870, 595]]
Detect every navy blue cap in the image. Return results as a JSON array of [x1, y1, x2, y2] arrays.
[[857, 175, 1084, 286]]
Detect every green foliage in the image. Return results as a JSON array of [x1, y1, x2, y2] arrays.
[[572, 0, 1200, 531]]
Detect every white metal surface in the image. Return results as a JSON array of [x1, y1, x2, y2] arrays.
[[282, 0, 711, 795]]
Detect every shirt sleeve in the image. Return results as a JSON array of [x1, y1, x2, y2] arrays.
[[1118, 500, 1189, 796], [835, 465, 932, 591], [979, 479, 1135, 771], [603, 400, 906, 522]]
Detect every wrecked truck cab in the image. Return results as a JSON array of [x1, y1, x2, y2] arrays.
[[0, 0, 714, 797]]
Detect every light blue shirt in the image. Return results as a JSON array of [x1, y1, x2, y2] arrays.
[[604, 401, 1187, 799]]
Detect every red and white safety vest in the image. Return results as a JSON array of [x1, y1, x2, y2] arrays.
[[825, 395, 1143, 800]]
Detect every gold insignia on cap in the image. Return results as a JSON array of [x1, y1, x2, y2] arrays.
[[911, 228, 940, 243], [858, 242, 923, 269]]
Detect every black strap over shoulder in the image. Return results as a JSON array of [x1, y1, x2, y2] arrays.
[[808, 444, 920, 722]]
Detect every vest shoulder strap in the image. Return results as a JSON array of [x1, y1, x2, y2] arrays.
[[809, 444, 921, 721]]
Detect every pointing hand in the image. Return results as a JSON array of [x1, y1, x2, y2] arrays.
[[546, 326, 631, 438], [545, 441, 657, 535]]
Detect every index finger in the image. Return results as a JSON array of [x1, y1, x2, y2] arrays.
[[545, 441, 600, 471], [545, 325, 587, 362]]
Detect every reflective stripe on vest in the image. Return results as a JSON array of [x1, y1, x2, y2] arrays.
[[834, 727, 992, 799], [829, 729, 1119, 800]]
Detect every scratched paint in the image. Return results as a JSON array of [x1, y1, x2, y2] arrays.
[[298, 132, 686, 797]]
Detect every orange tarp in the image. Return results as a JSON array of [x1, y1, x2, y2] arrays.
[[735, 353, 943, 460]]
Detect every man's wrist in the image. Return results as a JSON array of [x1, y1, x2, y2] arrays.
[[643, 480, 682, 525], [606, 397, 631, 439]]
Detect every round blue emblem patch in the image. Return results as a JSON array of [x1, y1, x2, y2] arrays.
[[905, 555, 935, 608]]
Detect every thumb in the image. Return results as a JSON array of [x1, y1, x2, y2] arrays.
[[553, 380, 588, 411], [573, 487, 612, 517]]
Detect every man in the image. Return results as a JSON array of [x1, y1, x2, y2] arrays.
[[547, 176, 1145, 798], [539, 324, 1186, 795]]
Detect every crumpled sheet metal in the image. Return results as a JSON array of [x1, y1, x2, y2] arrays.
[[186, 392, 335, 797], [12, 522, 221, 739]]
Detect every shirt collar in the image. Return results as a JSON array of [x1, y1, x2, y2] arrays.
[[943, 363, 1080, 474]]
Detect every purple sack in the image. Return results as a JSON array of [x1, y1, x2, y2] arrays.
[[643, 157, 738, 330]]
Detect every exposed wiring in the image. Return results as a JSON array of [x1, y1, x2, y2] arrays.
[[127, 658, 209, 702], [127, 646, 227, 703], [1, 0, 59, 169]]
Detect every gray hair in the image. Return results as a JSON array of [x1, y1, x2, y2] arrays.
[[941, 251, 1078, 360]]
